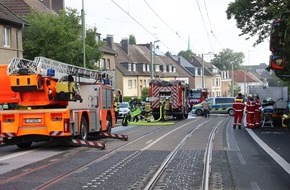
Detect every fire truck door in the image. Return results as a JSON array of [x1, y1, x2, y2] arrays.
[[89, 86, 101, 131]]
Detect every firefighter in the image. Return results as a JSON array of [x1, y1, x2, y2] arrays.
[[246, 95, 255, 128], [163, 97, 171, 121], [144, 100, 153, 121], [233, 93, 245, 129], [254, 94, 261, 128], [114, 99, 119, 123]]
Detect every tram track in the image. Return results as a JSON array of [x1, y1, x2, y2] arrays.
[[0, 117, 233, 190]]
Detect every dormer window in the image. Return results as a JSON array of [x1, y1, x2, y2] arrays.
[[143, 64, 146, 72], [168, 65, 172, 72], [163, 64, 167, 72], [147, 64, 150, 72], [155, 64, 160, 72], [128, 63, 132, 71], [133, 63, 136, 71], [173, 67, 176, 73]]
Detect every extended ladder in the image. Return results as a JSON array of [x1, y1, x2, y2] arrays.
[[7, 57, 115, 85]]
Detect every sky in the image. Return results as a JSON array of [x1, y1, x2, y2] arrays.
[[65, 0, 271, 65]]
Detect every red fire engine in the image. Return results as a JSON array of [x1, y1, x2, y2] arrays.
[[149, 79, 189, 120], [188, 88, 208, 107]]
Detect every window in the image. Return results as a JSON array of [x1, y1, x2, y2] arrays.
[[107, 59, 111, 69], [128, 63, 132, 71], [134, 79, 136, 88], [133, 63, 136, 71], [155, 64, 160, 72], [4, 27, 11, 47], [216, 78, 220, 87], [163, 64, 167, 72], [173, 67, 176, 73], [143, 64, 146, 72], [144, 80, 147, 87], [100, 59, 105, 69], [168, 65, 172, 72], [128, 80, 132, 89], [147, 64, 150, 72]]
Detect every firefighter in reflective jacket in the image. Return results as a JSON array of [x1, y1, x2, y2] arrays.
[[144, 101, 153, 121], [246, 95, 255, 128], [254, 94, 261, 128], [114, 100, 119, 122], [233, 93, 245, 129], [163, 97, 171, 121]]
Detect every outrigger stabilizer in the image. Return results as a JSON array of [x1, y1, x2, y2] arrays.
[[70, 132, 128, 149]]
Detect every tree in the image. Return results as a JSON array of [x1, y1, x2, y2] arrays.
[[177, 50, 195, 62], [226, 0, 286, 46], [141, 87, 149, 101], [229, 84, 241, 97], [211, 49, 245, 71], [22, 9, 102, 69], [129, 34, 136, 45]]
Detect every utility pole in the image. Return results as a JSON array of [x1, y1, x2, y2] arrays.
[[232, 62, 234, 96], [82, 0, 86, 68], [150, 42, 153, 79]]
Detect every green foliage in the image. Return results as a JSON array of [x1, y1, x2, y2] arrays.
[[226, 0, 286, 46], [228, 83, 241, 97], [178, 50, 195, 62], [211, 49, 245, 71], [22, 8, 102, 68], [141, 87, 149, 101], [129, 34, 136, 45]]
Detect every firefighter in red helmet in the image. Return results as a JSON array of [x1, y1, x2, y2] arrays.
[[233, 93, 245, 129]]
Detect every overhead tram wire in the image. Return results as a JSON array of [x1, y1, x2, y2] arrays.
[[196, 0, 214, 52], [143, 0, 187, 44], [110, 0, 172, 51], [202, 0, 224, 48]]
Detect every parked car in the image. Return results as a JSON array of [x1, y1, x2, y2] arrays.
[[191, 97, 235, 116], [117, 102, 130, 119]]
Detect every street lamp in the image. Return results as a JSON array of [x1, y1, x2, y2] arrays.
[[202, 52, 212, 88], [150, 40, 160, 79]]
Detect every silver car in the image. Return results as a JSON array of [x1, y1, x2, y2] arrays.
[[117, 102, 130, 119]]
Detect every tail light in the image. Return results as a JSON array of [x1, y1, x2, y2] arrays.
[[64, 119, 70, 132]]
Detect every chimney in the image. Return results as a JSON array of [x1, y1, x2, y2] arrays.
[[106, 35, 114, 49], [121, 38, 129, 54]]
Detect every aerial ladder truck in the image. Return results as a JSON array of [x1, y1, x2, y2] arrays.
[[0, 57, 127, 149]]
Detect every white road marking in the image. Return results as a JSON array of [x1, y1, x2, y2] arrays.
[[246, 128, 290, 175]]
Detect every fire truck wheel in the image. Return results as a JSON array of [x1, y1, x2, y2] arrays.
[[17, 142, 32, 149], [106, 115, 112, 133], [79, 116, 88, 140]]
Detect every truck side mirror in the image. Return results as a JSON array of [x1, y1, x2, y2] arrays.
[[269, 54, 285, 70]]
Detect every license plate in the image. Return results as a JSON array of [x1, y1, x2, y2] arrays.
[[25, 118, 42, 123]]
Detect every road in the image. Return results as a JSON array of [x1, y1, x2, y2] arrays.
[[0, 115, 290, 190]]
